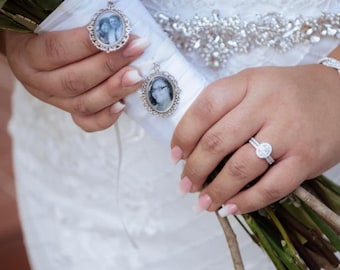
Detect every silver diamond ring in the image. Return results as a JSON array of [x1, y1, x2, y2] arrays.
[[249, 137, 275, 165]]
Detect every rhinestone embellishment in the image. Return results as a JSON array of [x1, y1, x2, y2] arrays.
[[320, 57, 340, 74], [256, 143, 272, 159], [155, 11, 340, 69], [249, 137, 275, 165]]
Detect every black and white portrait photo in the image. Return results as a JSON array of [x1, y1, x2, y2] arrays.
[[95, 11, 124, 45], [148, 76, 174, 113]]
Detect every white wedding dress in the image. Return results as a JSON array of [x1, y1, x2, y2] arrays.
[[9, 0, 340, 270]]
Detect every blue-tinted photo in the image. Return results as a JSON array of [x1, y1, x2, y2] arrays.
[[95, 12, 124, 45]]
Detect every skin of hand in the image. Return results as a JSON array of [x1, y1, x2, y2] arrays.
[[171, 62, 340, 215], [4, 27, 149, 131]]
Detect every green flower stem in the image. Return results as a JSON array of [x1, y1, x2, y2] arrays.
[[285, 227, 320, 270], [300, 200, 340, 251], [281, 199, 320, 235], [234, 215, 259, 246], [253, 211, 306, 269], [3, 1, 40, 23], [312, 179, 340, 213], [294, 186, 340, 234], [244, 214, 298, 270], [0, 0, 63, 31], [208, 156, 340, 268], [0, 8, 37, 31], [316, 175, 340, 196], [262, 230, 306, 270], [265, 207, 299, 258], [276, 209, 340, 267]]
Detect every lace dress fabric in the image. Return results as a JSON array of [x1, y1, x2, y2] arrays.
[[9, 0, 340, 269]]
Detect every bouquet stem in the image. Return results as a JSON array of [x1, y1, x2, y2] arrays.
[[215, 213, 244, 270], [210, 161, 340, 269], [293, 186, 340, 234], [0, 0, 63, 32]]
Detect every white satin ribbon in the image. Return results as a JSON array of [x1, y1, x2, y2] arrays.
[[36, 0, 208, 145]]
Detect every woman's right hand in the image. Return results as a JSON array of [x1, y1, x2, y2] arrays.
[[5, 27, 149, 131]]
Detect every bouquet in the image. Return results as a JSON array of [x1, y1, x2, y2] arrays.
[[1, 1, 340, 269], [0, 0, 61, 31]]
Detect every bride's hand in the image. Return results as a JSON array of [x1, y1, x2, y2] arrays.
[[171, 64, 340, 215], [5, 27, 149, 131]]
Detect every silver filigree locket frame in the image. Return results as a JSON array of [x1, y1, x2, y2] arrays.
[[141, 64, 181, 117], [87, 1, 131, 53]]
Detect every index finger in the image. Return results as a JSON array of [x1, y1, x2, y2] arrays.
[[26, 26, 99, 70], [171, 74, 248, 159]]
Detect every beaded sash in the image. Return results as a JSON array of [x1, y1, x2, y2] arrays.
[[155, 11, 340, 69]]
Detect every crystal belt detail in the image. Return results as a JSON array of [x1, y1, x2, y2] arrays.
[[155, 11, 340, 69]]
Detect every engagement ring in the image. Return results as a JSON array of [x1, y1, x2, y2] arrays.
[[249, 137, 275, 165]]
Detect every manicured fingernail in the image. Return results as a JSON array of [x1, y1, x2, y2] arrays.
[[171, 145, 183, 164], [122, 69, 142, 86], [123, 37, 150, 57], [110, 101, 125, 114], [193, 194, 212, 213], [179, 176, 192, 196], [218, 204, 238, 217]]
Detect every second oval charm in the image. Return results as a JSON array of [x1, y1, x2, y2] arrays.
[[141, 64, 181, 117]]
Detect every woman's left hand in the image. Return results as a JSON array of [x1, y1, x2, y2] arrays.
[[171, 64, 340, 215]]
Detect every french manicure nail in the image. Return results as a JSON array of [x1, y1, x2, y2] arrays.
[[179, 176, 192, 196], [171, 145, 183, 164], [123, 38, 150, 57], [193, 194, 212, 213], [110, 101, 126, 114], [122, 69, 142, 86], [218, 204, 238, 217]]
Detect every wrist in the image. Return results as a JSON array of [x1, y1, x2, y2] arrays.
[[328, 45, 340, 60]]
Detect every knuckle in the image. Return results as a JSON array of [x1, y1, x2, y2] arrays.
[[184, 164, 201, 182], [103, 56, 118, 75], [80, 124, 96, 133], [105, 79, 121, 100], [192, 97, 215, 118], [207, 185, 226, 204], [62, 71, 86, 95], [92, 117, 116, 132], [201, 131, 225, 155], [44, 36, 66, 63], [224, 121, 243, 138], [82, 37, 96, 53], [261, 184, 283, 203], [227, 158, 249, 181], [71, 115, 88, 131], [72, 97, 90, 115], [72, 115, 98, 133], [78, 124, 95, 133]]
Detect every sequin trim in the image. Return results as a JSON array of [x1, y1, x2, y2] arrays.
[[155, 11, 340, 69]]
